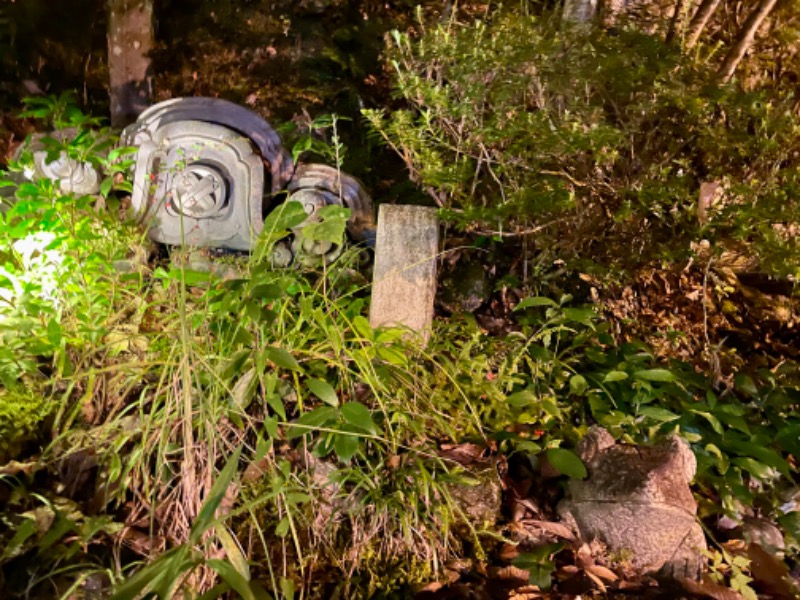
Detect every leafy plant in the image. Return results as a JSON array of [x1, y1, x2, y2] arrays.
[[502, 295, 800, 535]]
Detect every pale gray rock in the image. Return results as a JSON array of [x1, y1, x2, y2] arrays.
[[559, 426, 706, 579], [439, 260, 489, 314], [446, 466, 503, 529]]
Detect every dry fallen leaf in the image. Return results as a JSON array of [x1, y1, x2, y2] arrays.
[[747, 543, 797, 600], [584, 569, 607, 593], [586, 564, 618, 582], [523, 519, 576, 541], [439, 442, 487, 465]]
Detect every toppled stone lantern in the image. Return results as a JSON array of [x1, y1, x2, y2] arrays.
[[119, 97, 375, 263], [6, 98, 376, 266], [558, 426, 706, 580], [2, 128, 106, 202]]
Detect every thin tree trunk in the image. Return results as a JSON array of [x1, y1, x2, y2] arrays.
[[717, 0, 780, 84], [665, 0, 690, 45], [107, 0, 154, 128], [684, 0, 721, 49]]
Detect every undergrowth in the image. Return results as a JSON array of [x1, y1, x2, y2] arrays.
[[365, 8, 800, 277], [0, 90, 798, 599]]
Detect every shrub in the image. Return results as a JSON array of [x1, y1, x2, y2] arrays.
[[366, 9, 800, 276]]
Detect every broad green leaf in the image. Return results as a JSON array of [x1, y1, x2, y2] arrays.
[[302, 205, 350, 244], [307, 378, 339, 407], [546, 448, 587, 479], [512, 543, 563, 590], [46, 317, 62, 347], [280, 577, 295, 600], [603, 370, 628, 383], [255, 201, 308, 260], [732, 457, 773, 481], [207, 559, 255, 600], [275, 517, 290, 538], [562, 307, 597, 325], [219, 350, 252, 381], [776, 425, 800, 456], [691, 410, 724, 434], [778, 512, 800, 544], [340, 402, 377, 434], [157, 265, 213, 287], [377, 345, 408, 366], [216, 526, 250, 583], [287, 406, 338, 439], [351, 315, 374, 341], [263, 346, 301, 371], [264, 415, 279, 438], [715, 405, 751, 435], [100, 176, 113, 198], [231, 368, 258, 410], [266, 389, 287, 420], [734, 373, 759, 397], [725, 439, 790, 476], [249, 283, 283, 300], [334, 433, 360, 462], [262, 200, 308, 234], [638, 406, 680, 422], [633, 369, 675, 382], [292, 136, 313, 163], [569, 374, 588, 395], [507, 389, 537, 408], [514, 296, 558, 311], [284, 492, 312, 505], [191, 448, 242, 543]]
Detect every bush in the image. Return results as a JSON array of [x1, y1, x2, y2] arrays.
[[366, 10, 800, 276]]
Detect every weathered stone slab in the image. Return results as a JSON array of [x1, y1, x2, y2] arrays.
[[369, 205, 438, 345], [558, 427, 706, 580]]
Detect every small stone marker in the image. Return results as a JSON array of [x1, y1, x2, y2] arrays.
[[369, 205, 438, 345]]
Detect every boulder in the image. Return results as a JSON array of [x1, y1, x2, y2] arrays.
[[558, 426, 706, 579]]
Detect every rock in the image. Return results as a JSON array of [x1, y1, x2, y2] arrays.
[[439, 260, 490, 314], [558, 426, 706, 579], [740, 516, 785, 556], [446, 466, 503, 529]]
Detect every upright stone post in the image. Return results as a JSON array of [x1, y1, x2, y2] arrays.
[[369, 205, 438, 345]]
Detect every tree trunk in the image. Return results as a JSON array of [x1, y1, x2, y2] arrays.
[[684, 0, 721, 49], [665, 0, 690, 44], [717, 0, 780, 84], [107, 0, 154, 128]]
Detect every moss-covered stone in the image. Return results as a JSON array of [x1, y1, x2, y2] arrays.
[[0, 388, 53, 462]]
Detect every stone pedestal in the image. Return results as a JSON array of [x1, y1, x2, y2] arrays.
[[369, 205, 438, 345]]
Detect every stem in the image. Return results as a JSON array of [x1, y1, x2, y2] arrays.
[[684, 0, 722, 50], [665, 0, 689, 45], [717, 0, 780, 84]]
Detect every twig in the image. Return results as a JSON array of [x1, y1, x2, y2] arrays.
[[473, 217, 569, 238]]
